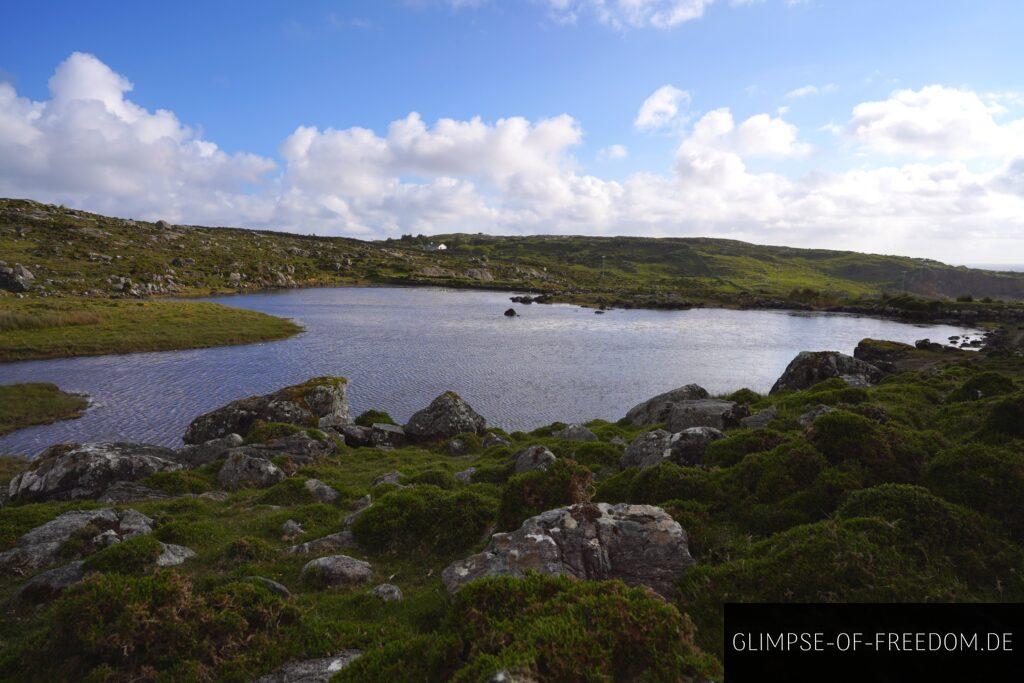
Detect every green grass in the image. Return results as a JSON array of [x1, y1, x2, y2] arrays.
[[0, 297, 302, 362], [0, 382, 89, 435]]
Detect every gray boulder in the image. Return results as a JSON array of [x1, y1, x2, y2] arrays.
[[455, 467, 477, 483], [482, 432, 512, 449], [96, 481, 171, 504], [740, 406, 778, 429], [371, 583, 403, 602], [621, 430, 674, 469], [668, 427, 724, 466], [405, 392, 486, 440], [769, 351, 883, 395], [0, 263, 34, 292], [665, 399, 746, 432], [156, 543, 195, 567], [337, 424, 371, 447], [183, 377, 349, 444], [368, 423, 406, 448], [623, 384, 709, 426], [304, 478, 339, 503], [371, 471, 404, 487], [797, 404, 836, 428], [552, 424, 599, 442], [16, 561, 85, 602], [174, 433, 244, 467], [301, 555, 373, 587], [253, 650, 362, 683], [6, 443, 182, 503], [512, 445, 557, 474], [230, 432, 337, 467], [442, 503, 694, 598], [285, 531, 354, 555], [217, 451, 286, 490], [245, 576, 292, 599], [282, 519, 305, 537]]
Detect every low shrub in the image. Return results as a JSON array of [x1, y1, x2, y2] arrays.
[[338, 574, 721, 682], [548, 440, 622, 470], [82, 536, 165, 575], [926, 444, 1024, 540], [949, 372, 1015, 402], [984, 393, 1024, 437], [354, 410, 396, 427], [498, 460, 594, 530], [144, 470, 214, 495], [154, 519, 218, 545], [405, 469, 460, 489], [351, 485, 498, 555], [703, 429, 787, 468], [223, 537, 276, 564]]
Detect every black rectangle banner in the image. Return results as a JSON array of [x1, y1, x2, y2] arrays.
[[725, 603, 1024, 681]]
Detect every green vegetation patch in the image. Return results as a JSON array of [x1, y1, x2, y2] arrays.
[[0, 382, 88, 436]]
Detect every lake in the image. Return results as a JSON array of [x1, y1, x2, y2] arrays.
[[0, 286, 981, 455]]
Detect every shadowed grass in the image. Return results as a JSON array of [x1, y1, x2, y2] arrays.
[[0, 382, 89, 435]]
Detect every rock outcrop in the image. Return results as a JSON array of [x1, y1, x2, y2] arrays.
[[621, 427, 722, 469], [173, 433, 244, 467], [0, 507, 155, 572], [301, 555, 373, 587], [404, 392, 486, 440], [552, 424, 599, 441], [512, 445, 557, 474], [740, 406, 778, 429], [183, 377, 349, 444], [442, 503, 694, 598], [0, 262, 34, 292], [665, 399, 746, 432], [668, 427, 724, 466], [769, 351, 882, 394], [6, 443, 182, 504], [623, 384, 710, 426], [217, 451, 286, 490]]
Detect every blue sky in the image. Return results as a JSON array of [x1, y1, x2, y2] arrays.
[[2, 1, 1023, 263]]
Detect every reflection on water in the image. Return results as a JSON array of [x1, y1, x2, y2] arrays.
[[0, 287, 979, 455]]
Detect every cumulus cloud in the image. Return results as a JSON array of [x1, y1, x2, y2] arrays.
[[597, 144, 629, 160], [543, 0, 716, 29], [634, 85, 691, 131], [846, 85, 1024, 159], [2, 54, 1024, 262], [786, 83, 837, 98]]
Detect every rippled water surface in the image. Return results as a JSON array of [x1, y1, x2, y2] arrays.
[[0, 287, 980, 455]]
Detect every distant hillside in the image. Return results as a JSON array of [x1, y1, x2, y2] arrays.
[[2, 198, 1024, 305]]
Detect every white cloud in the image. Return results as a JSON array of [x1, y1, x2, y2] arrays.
[[3, 54, 1024, 262], [598, 144, 628, 160], [846, 85, 1024, 159], [786, 83, 837, 98], [543, 0, 716, 29], [634, 85, 691, 130]]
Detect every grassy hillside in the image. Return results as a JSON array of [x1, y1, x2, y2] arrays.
[[4, 198, 1024, 308]]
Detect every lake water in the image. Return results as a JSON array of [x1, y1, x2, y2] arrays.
[[0, 287, 981, 456]]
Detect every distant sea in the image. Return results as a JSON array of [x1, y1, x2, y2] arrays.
[[962, 264, 1024, 272]]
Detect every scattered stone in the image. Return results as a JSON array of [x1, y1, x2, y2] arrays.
[[797, 404, 836, 428], [371, 583, 403, 602], [552, 424, 599, 442], [504, 308, 518, 317], [156, 543, 195, 567], [217, 451, 286, 490], [372, 471, 404, 487], [282, 519, 305, 537], [455, 467, 477, 484], [769, 351, 882, 394], [6, 443, 181, 504], [304, 478, 339, 503], [482, 432, 512, 449], [739, 406, 779, 429], [301, 555, 373, 587], [245, 576, 292, 599], [286, 531, 354, 555], [623, 384, 710, 426], [183, 377, 349, 444], [442, 503, 694, 598], [253, 650, 362, 683], [405, 392, 487, 440], [513, 445, 557, 474], [665, 399, 745, 432]]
